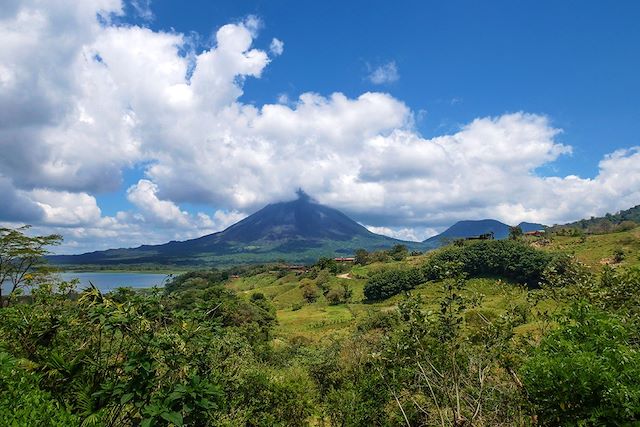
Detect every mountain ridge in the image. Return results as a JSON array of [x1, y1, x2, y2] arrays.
[[49, 192, 557, 267], [50, 193, 421, 266], [423, 219, 546, 249]]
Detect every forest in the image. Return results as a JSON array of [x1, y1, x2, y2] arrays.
[[1, 225, 640, 426]]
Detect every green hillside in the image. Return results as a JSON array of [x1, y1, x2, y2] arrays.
[[225, 226, 640, 340], [532, 225, 640, 271], [551, 204, 640, 234], [3, 225, 640, 425]]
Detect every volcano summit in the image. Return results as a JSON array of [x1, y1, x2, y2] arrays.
[[51, 192, 421, 267]]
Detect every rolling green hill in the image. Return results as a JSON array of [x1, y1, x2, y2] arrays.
[[223, 224, 640, 340]]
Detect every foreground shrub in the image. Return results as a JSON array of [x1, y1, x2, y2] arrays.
[[343, 272, 526, 426], [521, 303, 640, 426], [0, 283, 300, 426], [0, 351, 79, 426]]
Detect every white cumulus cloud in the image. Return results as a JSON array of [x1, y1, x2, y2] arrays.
[[1, 1, 640, 253], [127, 179, 191, 227]]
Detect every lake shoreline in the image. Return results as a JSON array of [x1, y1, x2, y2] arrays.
[[3, 271, 173, 295]]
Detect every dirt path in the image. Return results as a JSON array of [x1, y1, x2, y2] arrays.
[[336, 273, 352, 279]]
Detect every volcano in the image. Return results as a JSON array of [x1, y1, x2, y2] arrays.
[[51, 191, 422, 267]]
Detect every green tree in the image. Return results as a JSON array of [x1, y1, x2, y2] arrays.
[[316, 257, 339, 274], [325, 283, 353, 305], [354, 248, 370, 265], [0, 226, 62, 306], [388, 244, 409, 261], [508, 226, 523, 240], [422, 240, 557, 287], [301, 283, 319, 303]]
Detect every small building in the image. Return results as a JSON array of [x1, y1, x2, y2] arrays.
[[524, 230, 545, 237], [465, 231, 495, 241], [334, 257, 355, 263], [284, 265, 308, 273]]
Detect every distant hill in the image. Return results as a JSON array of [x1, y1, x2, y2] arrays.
[[423, 219, 545, 249], [552, 204, 640, 234], [50, 192, 422, 267]]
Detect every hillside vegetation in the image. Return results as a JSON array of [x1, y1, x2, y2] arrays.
[[1, 226, 640, 425], [539, 225, 640, 271], [550, 204, 640, 234]]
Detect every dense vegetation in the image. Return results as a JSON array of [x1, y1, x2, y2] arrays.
[[550, 204, 639, 235], [363, 267, 423, 301], [422, 240, 563, 287], [2, 226, 640, 425]]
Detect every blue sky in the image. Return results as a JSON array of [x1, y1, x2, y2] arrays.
[[143, 0, 640, 169], [2, 0, 640, 252], [94, 0, 640, 214]]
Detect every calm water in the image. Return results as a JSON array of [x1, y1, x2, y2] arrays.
[[2, 272, 170, 294]]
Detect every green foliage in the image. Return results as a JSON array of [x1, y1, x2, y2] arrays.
[[368, 250, 390, 263], [315, 270, 332, 295], [363, 267, 424, 301], [163, 269, 228, 293], [301, 283, 319, 303], [2, 225, 639, 425], [315, 257, 339, 274], [356, 309, 399, 333], [552, 204, 640, 235], [0, 278, 308, 425], [315, 271, 526, 426], [509, 225, 523, 240], [388, 244, 409, 261], [0, 225, 62, 305], [539, 254, 592, 291], [597, 266, 640, 313], [325, 283, 353, 305], [613, 247, 625, 263], [423, 240, 557, 287], [522, 303, 640, 425], [354, 248, 370, 265], [0, 351, 79, 426]]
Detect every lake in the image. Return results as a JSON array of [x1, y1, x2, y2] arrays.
[[2, 272, 171, 294]]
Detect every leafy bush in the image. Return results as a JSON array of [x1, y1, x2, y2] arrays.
[[315, 257, 339, 274], [0, 351, 79, 426], [597, 266, 640, 313], [521, 304, 640, 425], [423, 240, 556, 287], [354, 248, 370, 265], [0, 281, 292, 426], [613, 248, 625, 263], [363, 267, 424, 301], [325, 284, 352, 305], [315, 269, 332, 295], [301, 283, 319, 303], [388, 244, 409, 261]]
